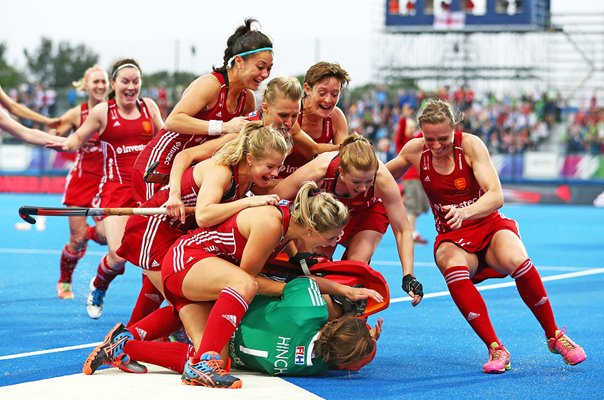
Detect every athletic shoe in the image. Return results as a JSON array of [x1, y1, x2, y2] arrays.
[[86, 277, 106, 319], [83, 323, 147, 375], [181, 352, 242, 389], [113, 355, 148, 374], [57, 282, 74, 299], [413, 233, 428, 245], [483, 342, 511, 374], [547, 328, 587, 365]]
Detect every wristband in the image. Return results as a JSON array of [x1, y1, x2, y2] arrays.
[[208, 120, 223, 136]]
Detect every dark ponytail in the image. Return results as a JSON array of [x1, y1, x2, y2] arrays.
[[213, 18, 273, 73]]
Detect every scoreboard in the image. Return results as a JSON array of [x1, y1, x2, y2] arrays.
[[385, 0, 551, 32]]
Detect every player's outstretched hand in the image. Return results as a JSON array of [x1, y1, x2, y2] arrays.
[[402, 274, 423, 307], [46, 117, 62, 129], [369, 318, 383, 341], [345, 286, 384, 304], [45, 139, 70, 152]]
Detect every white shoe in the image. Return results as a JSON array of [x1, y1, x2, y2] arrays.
[[86, 277, 106, 319]]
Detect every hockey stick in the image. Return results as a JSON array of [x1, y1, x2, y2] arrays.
[[143, 161, 170, 184], [18, 205, 195, 224]]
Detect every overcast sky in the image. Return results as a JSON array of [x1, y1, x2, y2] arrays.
[[2, 0, 602, 87]]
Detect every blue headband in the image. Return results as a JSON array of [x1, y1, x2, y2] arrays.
[[227, 47, 273, 67]]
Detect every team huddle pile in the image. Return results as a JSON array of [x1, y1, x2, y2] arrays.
[[5, 17, 586, 389]]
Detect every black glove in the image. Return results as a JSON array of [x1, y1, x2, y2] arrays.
[[402, 274, 424, 298], [289, 252, 331, 268]]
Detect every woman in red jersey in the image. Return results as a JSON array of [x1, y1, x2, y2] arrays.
[[81, 182, 354, 386], [47, 58, 164, 319], [386, 97, 586, 373], [53, 65, 109, 300], [127, 76, 337, 323], [163, 76, 340, 220], [273, 133, 423, 307], [278, 62, 350, 178], [132, 17, 273, 203], [82, 267, 383, 380], [117, 122, 290, 325], [155, 181, 351, 388]]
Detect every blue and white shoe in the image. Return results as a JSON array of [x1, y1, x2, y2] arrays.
[[86, 277, 106, 319], [182, 351, 241, 389]]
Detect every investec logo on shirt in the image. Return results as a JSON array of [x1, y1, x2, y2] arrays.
[[116, 144, 146, 154], [278, 164, 298, 174], [164, 142, 183, 165]]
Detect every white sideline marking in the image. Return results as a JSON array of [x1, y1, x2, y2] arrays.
[[0, 268, 601, 400], [2, 268, 601, 361], [0, 343, 101, 361], [0, 365, 324, 400], [392, 267, 604, 303]]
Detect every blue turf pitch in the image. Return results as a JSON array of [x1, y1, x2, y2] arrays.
[[1, 193, 603, 399]]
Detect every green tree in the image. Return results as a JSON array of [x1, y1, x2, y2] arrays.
[[0, 42, 25, 87], [23, 37, 98, 88], [54, 42, 99, 87], [23, 37, 54, 85]]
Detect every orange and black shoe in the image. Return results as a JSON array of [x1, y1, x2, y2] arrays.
[[83, 323, 147, 375], [181, 351, 241, 389]]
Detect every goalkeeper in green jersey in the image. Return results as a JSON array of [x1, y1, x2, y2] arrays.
[[230, 276, 382, 376]]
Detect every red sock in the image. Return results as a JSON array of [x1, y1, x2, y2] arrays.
[[92, 255, 124, 290], [193, 287, 248, 362], [86, 225, 107, 245], [127, 275, 164, 326], [124, 340, 193, 373], [128, 305, 182, 341], [511, 259, 558, 338], [444, 266, 500, 347], [59, 244, 86, 283]]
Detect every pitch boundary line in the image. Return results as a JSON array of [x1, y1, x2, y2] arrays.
[[2, 268, 602, 361]]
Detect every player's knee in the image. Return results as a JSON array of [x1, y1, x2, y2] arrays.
[[105, 254, 127, 274], [231, 273, 257, 300]]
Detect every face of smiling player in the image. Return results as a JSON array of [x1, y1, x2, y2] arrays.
[[421, 121, 455, 159], [303, 77, 342, 120], [235, 51, 273, 91], [85, 69, 108, 104], [112, 67, 141, 108], [246, 150, 286, 188]]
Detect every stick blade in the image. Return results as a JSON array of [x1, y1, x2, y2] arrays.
[[18, 206, 38, 224]]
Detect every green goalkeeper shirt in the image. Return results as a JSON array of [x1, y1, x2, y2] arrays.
[[229, 277, 329, 376]]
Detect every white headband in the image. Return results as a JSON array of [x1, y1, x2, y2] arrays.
[[111, 63, 139, 79]]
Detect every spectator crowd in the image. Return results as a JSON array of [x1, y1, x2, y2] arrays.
[[2, 80, 604, 160]]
